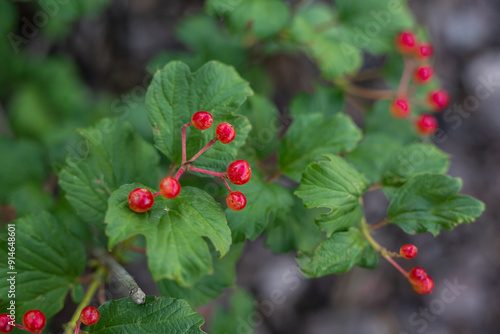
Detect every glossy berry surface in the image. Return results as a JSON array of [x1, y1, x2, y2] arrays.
[[400, 244, 418, 259], [128, 188, 154, 213], [226, 191, 247, 211], [408, 267, 434, 295], [227, 160, 252, 185], [413, 66, 434, 84], [0, 314, 13, 333], [23, 310, 46, 333], [390, 98, 411, 119], [428, 89, 450, 111], [415, 114, 438, 135], [80, 306, 100, 326], [395, 31, 417, 54], [191, 111, 213, 130], [415, 44, 434, 59], [215, 122, 236, 144], [160, 177, 181, 199]]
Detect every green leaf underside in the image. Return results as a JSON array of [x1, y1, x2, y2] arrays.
[[387, 174, 485, 235], [295, 155, 369, 236], [226, 173, 294, 242], [157, 243, 244, 307], [357, 243, 379, 269], [105, 184, 231, 286], [265, 196, 324, 254], [209, 290, 256, 334], [145, 61, 253, 172], [298, 228, 366, 277], [58, 118, 160, 226], [226, 0, 290, 39], [381, 143, 450, 187], [0, 212, 86, 319], [289, 84, 345, 118], [335, 0, 414, 54], [278, 113, 362, 181], [89, 296, 205, 333], [237, 94, 278, 159]]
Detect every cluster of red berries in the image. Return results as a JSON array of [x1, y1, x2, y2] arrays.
[[0, 310, 45, 333], [391, 31, 451, 136], [128, 111, 251, 213], [0, 306, 99, 334], [397, 244, 434, 295]]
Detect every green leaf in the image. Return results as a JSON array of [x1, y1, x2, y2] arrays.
[[226, 0, 291, 39], [210, 289, 256, 334], [357, 243, 379, 269], [387, 174, 485, 235], [89, 296, 205, 333], [345, 133, 403, 184], [265, 196, 324, 254], [157, 243, 243, 307], [334, 0, 414, 54], [365, 100, 419, 144], [226, 173, 294, 242], [58, 118, 160, 226], [295, 155, 369, 236], [278, 113, 361, 181], [106, 184, 231, 286], [381, 143, 449, 187], [237, 95, 278, 159], [0, 212, 86, 319], [0, 138, 45, 202], [145, 61, 253, 172], [298, 228, 366, 277], [290, 84, 345, 118], [290, 3, 362, 78]]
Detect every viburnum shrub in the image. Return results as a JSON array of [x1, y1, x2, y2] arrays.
[[0, 0, 485, 333]]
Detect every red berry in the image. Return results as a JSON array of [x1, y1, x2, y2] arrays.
[[80, 306, 100, 326], [395, 31, 417, 54], [415, 44, 434, 59], [22, 310, 46, 333], [160, 177, 181, 199], [128, 188, 154, 213], [0, 314, 13, 333], [428, 89, 450, 111], [215, 122, 236, 144], [413, 66, 434, 84], [226, 191, 247, 211], [400, 244, 418, 259], [226, 160, 252, 185], [191, 111, 213, 130], [415, 114, 438, 135], [408, 267, 434, 295], [390, 98, 411, 119]]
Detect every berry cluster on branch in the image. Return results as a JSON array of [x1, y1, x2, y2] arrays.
[[127, 111, 251, 213]]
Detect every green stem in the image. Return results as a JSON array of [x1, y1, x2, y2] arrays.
[[360, 218, 382, 252], [64, 267, 105, 334]]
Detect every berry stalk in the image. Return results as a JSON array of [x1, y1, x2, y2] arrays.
[[63, 267, 105, 334], [187, 166, 226, 178], [221, 177, 232, 193], [15, 323, 30, 332], [188, 138, 218, 162], [383, 254, 409, 277], [397, 57, 415, 96]]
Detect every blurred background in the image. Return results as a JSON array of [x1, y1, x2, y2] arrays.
[[1, 0, 499, 333]]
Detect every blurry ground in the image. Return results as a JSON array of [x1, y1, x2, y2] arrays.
[[14, 0, 500, 333]]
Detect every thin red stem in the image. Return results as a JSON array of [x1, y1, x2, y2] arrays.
[[397, 58, 415, 97], [384, 254, 408, 277], [174, 168, 185, 181], [15, 324, 30, 331], [221, 177, 232, 193], [344, 84, 396, 100], [74, 321, 81, 334], [129, 245, 146, 253], [188, 138, 218, 162], [181, 123, 192, 164], [369, 218, 388, 230], [188, 166, 225, 178], [153, 191, 161, 197]]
